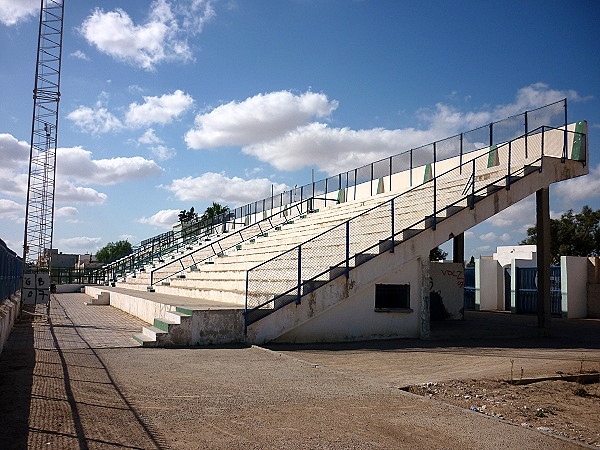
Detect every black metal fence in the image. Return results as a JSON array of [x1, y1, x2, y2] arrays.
[[0, 239, 22, 301], [50, 268, 107, 285]]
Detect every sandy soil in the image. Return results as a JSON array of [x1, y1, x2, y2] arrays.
[[407, 375, 600, 447]]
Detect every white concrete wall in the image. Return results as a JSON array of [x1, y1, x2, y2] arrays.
[[493, 245, 536, 268], [85, 286, 165, 324], [560, 256, 588, 318], [0, 293, 21, 356], [475, 256, 503, 310], [272, 258, 423, 343]]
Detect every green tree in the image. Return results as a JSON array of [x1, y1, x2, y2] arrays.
[[201, 202, 230, 222], [96, 240, 133, 263], [429, 246, 448, 261], [178, 207, 198, 223], [520, 205, 600, 264]]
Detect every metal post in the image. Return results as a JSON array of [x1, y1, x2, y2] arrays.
[[389, 156, 393, 191], [345, 221, 350, 278], [536, 187, 551, 336], [390, 199, 395, 253], [540, 127, 545, 172], [459, 133, 463, 174], [506, 141, 512, 190], [297, 245, 302, 304], [470, 158, 476, 209], [409, 149, 413, 186], [370, 163, 374, 196], [489, 122, 493, 147], [524, 111, 528, 159]]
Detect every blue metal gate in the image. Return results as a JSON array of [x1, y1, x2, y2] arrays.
[[464, 267, 475, 309], [515, 266, 562, 315]]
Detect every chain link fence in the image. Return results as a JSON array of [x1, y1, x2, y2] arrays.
[[245, 121, 586, 326]]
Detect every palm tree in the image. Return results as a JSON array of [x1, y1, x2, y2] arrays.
[[201, 202, 230, 225]]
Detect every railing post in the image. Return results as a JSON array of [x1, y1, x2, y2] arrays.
[[459, 133, 463, 174], [540, 126, 545, 172], [506, 141, 512, 190], [370, 163, 374, 196], [470, 158, 476, 209], [296, 245, 302, 304], [524, 111, 528, 159], [244, 270, 249, 333], [345, 221, 350, 278], [432, 175, 437, 230], [409, 149, 413, 186], [353, 168, 357, 200], [489, 122, 493, 147], [389, 156, 393, 191], [390, 199, 395, 253]]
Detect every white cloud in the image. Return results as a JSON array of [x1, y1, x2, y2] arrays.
[[55, 180, 108, 205], [479, 232, 511, 243], [150, 145, 176, 161], [125, 90, 193, 126], [487, 196, 535, 228], [67, 106, 123, 134], [162, 172, 288, 206], [243, 122, 436, 175], [138, 209, 180, 229], [119, 234, 136, 241], [79, 0, 215, 70], [0, 133, 29, 168], [554, 164, 600, 202], [55, 206, 79, 217], [185, 83, 585, 176], [58, 236, 102, 251], [0, 199, 23, 220], [185, 91, 338, 149], [138, 128, 164, 145], [0, 0, 38, 26], [70, 50, 90, 61], [57, 146, 162, 185]]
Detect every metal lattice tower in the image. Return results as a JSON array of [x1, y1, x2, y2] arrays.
[[22, 0, 65, 273]]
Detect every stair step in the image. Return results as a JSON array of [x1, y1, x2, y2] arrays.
[[132, 333, 156, 347], [486, 184, 503, 195], [378, 239, 401, 253], [444, 205, 463, 218], [165, 310, 192, 323], [142, 326, 167, 340], [402, 228, 422, 240], [355, 252, 376, 266], [302, 280, 327, 295], [153, 318, 179, 332]]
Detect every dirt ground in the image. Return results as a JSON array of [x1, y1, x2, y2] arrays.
[[407, 376, 600, 447]]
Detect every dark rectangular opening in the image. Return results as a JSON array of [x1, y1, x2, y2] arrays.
[[375, 284, 410, 310]]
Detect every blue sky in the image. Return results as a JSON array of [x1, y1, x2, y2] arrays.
[[1, 0, 599, 261]]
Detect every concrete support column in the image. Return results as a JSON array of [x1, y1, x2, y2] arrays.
[[536, 187, 551, 336], [420, 258, 431, 339], [453, 233, 464, 264]]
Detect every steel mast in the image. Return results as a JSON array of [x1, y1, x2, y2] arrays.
[[21, 0, 65, 304]]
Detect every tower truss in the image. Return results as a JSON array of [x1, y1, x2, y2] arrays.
[[22, 0, 65, 280]]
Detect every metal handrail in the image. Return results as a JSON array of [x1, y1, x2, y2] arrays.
[[96, 100, 568, 282], [244, 125, 586, 326], [149, 196, 328, 286]]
